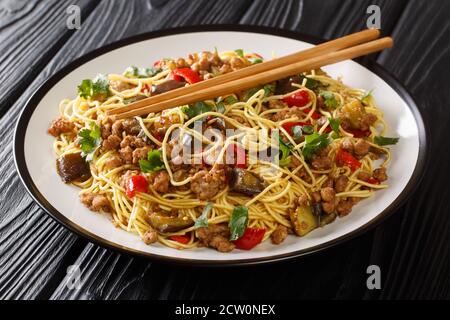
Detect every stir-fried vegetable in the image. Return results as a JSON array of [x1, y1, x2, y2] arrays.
[[232, 227, 265, 250], [126, 175, 148, 198]]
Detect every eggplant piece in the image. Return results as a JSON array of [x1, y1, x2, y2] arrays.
[[56, 152, 91, 183], [228, 168, 265, 196], [290, 205, 318, 237], [319, 212, 337, 227], [274, 75, 303, 95], [147, 212, 193, 233], [152, 80, 186, 95]]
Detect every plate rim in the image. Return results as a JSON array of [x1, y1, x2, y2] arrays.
[[13, 25, 428, 266]]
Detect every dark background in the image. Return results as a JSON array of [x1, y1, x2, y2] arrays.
[[0, 0, 448, 300]]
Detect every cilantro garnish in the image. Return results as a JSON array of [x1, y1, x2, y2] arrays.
[[182, 101, 213, 120], [194, 202, 213, 229], [320, 91, 338, 108], [374, 136, 399, 146], [124, 66, 161, 78], [77, 74, 110, 101], [139, 150, 165, 173], [302, 132, 330, 160], [78, 122, 102, 161]]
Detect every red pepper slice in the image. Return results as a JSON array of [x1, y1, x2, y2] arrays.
[[171, 68, 201, 84], [233, 228, 266, 250], [282, 90, 310, 108], [302, 107, 321, 119], [153, 60, 161, 68], [141, 83, 151, 93], [336, 149, 362, 171], [367, 177, 380, 185], [169, 235, 190, 244], [245, 53, 263, 59], [125, 175, 148, 198], [168, 72, 183, 82], [282, 121, 310, 136], [226, 144, 247, 168], [346, 128, 370, 138]]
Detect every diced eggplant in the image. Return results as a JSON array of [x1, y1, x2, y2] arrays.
[[152, 80, 186, 95], [290, 205, 318, 237], [228, 168, 265, 196], [319, 212, 337, 227], [56, 152, 91, 183], [146, 212, 193, 233]]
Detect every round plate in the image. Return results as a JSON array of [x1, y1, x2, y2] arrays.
[[14, 26, 427, 266]]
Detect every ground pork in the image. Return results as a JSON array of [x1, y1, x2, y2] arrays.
[[271, 225, 288, 245], [373, 167, 388, 181], [79, 193, 111, 212], [190, 165, 226, 200], [150, 170, 170, 193], [196, 224, 235, 252], [48, 117, 75, 137]]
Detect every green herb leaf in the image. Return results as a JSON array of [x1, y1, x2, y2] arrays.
[[248, 57, 263, 64], [182, 101, 213, 120], [320, 91, 338, 108], [139, 150, 165, 173], [234, 49, 244, 58], [273, 131, 292, 166], [77, 74, 111, 101], [292, 125, 303, 140], [374, 135, 399, 146], [78, 122, 102, 161], [229, 205, 248, 240], [194, 202, 213, 229], [216, 102, 226, 114], [360, 89, 373, 105], [328, 117, 340, 135], [302, 125, 314, 135], [124, 66, 161, 78], [302, 133, 330, 160], [299, 75, 319, 90], [263, 84, 275, 97], [224, 95, 239, 105]]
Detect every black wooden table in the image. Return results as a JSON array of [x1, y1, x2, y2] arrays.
[[0, 0, 448, 300]]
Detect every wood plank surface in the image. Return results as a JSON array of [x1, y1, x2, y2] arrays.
[[0, 0, 447, 300]]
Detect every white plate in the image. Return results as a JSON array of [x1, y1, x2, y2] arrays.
[[14, 26, 426, 265]]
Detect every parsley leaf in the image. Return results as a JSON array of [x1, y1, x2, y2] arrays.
[[77, 74, 111, 101], [374, 136, 399, 146], [182, 101, 213, 120], [302, 133, 330, 160], [234, 49, 244, 58], [124, 66, 161, 78], [78, 123, 102, 161], [360, 89, 373, 105], [224, 95, 239, 105], [320, 91, 338, 108], [194, 202, 213, 229], [302, 125, 314, 135], [229, 205, 248, 240], [273, 131, 292, 166], [299, 75, 319, 90], [263, 84, 275, 97], [139, 150, 165, 173], [328, 117, 340, 135]]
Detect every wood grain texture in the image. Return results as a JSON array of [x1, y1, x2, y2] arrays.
[[0, 0, 447, 300], [0, 0, 98, 117]]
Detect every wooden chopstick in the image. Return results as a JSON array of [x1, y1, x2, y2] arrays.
[[113, 36, 393, 120], [107, 28, 380, 116]]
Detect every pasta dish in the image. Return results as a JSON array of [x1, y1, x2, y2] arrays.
[[48, 49, 399, 252]]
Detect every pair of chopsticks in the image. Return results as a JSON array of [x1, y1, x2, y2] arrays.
[[108, 29, 392, 119]]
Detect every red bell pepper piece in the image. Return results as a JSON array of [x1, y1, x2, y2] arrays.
[[302, 107, 321, 119], [170, 68, 201, 84], [141, 83, 151, 93], [153, 60, 161, 68], [125, 175, 148, 198], [169, 235, 190, 244], [367, 177, 380, 185], [282, 121, 310, 136], [346, 128, 370, 138], [282, 90, 310, 108], [233, 228, 265, 250], [226, 144, 247, 168], [245, 53, 263, 59], [336, 149, 362, 171]]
